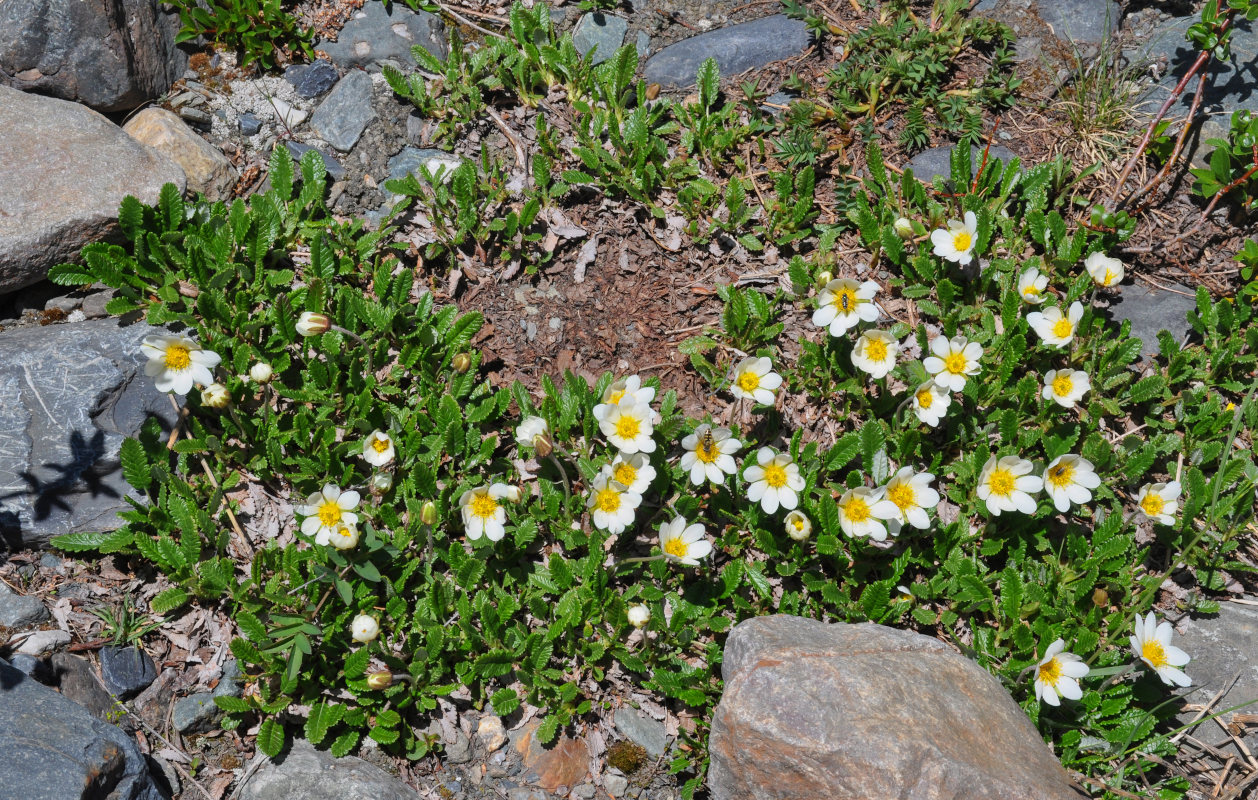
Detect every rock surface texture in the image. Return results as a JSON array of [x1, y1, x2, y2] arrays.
[[708, 615, 1086, 800], [123, 108, 238, 201], [1174, 602, 1258, 759], [0, 319, 180, 551], [0, 0, 186, 112], [642, 15, 811, 88], [238, 739, 414, 800], [0, 85, 185, 293], [316, 2, 448, 71]]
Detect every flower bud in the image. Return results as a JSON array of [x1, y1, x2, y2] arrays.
[[815, 270, 833, 288], [452, 353, 472, 373], [1092, 588, 1109, 608], [504, 485, 523, 503], [370, 472, 394, 494], [351, 614, 379, 643], [516, 416, 552, 457], [784, 510, 812, 541], [893, 217, 915, 240], [201, 383, 230, 409], [366, 670, 394, 690], [420, 501, 438, 526], [249, 362, 273, 384], [327, 524, 359, 551], [627, 604, 650, 628], [296, 311, 330, 337]]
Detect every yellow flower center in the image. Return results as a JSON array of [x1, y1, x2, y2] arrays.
[[694, 437, 719, 464], [1141, 492, 1165, 517], [613, 462, 637, 487], [790, 517, 805, 533], [470, 493, 499, 520], [843, 496, 871, 523], [317, 500, 343, 527], [916, 388, 934, 409], [888, 483, 916, 512], [987, 468, 1016, 498], [1023, 285, 1040, 299], [615, 415, 641, 441], [663, 537, 689, 559], [943, 352, 968, 374], [1052, 317, 1074, 339], [595, 488, 621, 513], [1037, 657, 1062, 687], [608, 389, 626, 405], [1103, 268, 1116, 285], [1052, 374, 1074, 397], [833, 288, 858, 313], [1046, 462, 1075, 490], [865, 337, 889, 362], [1142, 638, 1169, 669], [761, 462, 788, 489], [164, 343, 192, 370], [952, 231, 973, 252], [372, 438, 390, 453], [737, 371, 761, 393]]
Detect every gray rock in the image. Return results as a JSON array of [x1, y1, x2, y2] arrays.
[[281, 141, 348, 181], [100, 645, 158, 699], [761, 90, 796, 116], [0, 0, 187, 112], [172, 692, 219, 734], [0, 319, 182, 551], [572, 12, 628, 65], [973, 0, 1119, 50], [286, 59, 340, 98], [635, 32, 650, 58], [708, 615, 1085, 800], [0, 85, 185, 293], [38, 552, 64, 570], [572, 784, 597, 799], [52, 651, 117, 722], [0, 657, 165, 800], [445, 728, 474, 763], [904, 144, 1019, 185], [311, 70, 377, 152], [81, 290, 117, 319], [0, 591, 51, 627], [642, 15, 811, 88], [1173, 602, 1258, 760], [8, 653, 53, 684], [213, 658, 244, 697], [240, 112, 263, 137], [123, 107, 239, 201], [238, 738, 415, 800], [387, 146, 460, 184], [14, 628, 71, 656], [603, 771, 629, 797], [507, 790, 548, 800], [613, 707, 670, 758], [1104, 279, 1196, 363], [316, 1, 448, 72]]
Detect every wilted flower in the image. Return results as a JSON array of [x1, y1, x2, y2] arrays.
[[657, 516, 712, 566], [679, 424, 741, 486], [608, 452, 656, 496], [1027, 302, 1084, 347], [516, 415, 552, 456], [1136, 481, 1181, 525], [1131, 612, 1191, 687], [350, 614, 379, 643], [923, 335, 983, 392], [297, 484, 362, 546], [459, 483, 512, 541], [911, 380, 951, 428], [295, 311, 330, 337], [784, 510, 812, 541], [872, 467, 939, 535], [1042, 455, 1100, 513], [851, 330, 899, 379], [976, 455, 1042, 516], [1034, 639, 1089, 706], [1041, 369, 1091, 409], [627, 604, 651, 628], [599, 400, 657, 454], [930, 210, 979, 265], [1085, 252, 1124, 287], [586, 472, 641, 535], [593, 375, 657, 423], [743, 447, 805, 514], [249, 362, 274, 384], [812, 278, 880, 337], [201, 383, 230, 409], [838, 486, 888, 541], [362, 430, 396, 467], [729, 356, 783, 406], [141, 334, 221, 395], [1017, 267, 1048, 305]]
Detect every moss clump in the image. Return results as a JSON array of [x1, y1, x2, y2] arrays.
[[606, 741, 647, 774]]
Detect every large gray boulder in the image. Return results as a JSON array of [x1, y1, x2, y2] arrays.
[[0, 85, 185, 294], [1173, 602, 1258, 760], [0, 657, 167, 800], [709, 615, 1086, 800], [238, 739, 415, 800], [0, 0, 187, 112], [0, 319, 181, 552]]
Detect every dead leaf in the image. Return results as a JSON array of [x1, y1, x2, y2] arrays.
[[573, 235, 598, 283]]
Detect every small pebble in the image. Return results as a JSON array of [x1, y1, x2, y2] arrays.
[[477, 715, 508, 753]]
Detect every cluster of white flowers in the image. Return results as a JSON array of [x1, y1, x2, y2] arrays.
[[837, 467, 939, 542]]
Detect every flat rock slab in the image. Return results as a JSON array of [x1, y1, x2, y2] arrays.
[[123, 107, 238, 200], [311, 70, 377, 152], [0, 85, 185, 293], [1174, 603, 1258, 759], [1103, 279, 1196, 363], [643, 15, 811, 88], [316, 1, 447, 71], [971, 0, 1121, 96], [572, 12, 628, 65], [709, 615, 1085, 800], [238, 739, 414, 800], [511, 718, 591, 791], [0, 319, 181, 551], [0, 657, 165, 800]]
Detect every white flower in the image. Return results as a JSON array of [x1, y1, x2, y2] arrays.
[[515, 415, 551, 454], [627, 604, 651, 628], [459, 483, 512, 542], [1085, 252, 1124, 287], [811, 278, 880, 337], [593, 375, 657, 423], [1027, 302, 1084, 347], [607, 452, 656, 496], [362, 430, 396, 467], [871, 467, 939, 535], [976, 455, 1042, 516], [838, 486, 888, 541], [729, 356, 783, 406], [249, 362, 274, 384], [1136, 481, 1181, 525], [1042, 455, 1100, 513], [679, 424, 741, 486], [297, 484, 362, 546], [923, 335, 983, 392], [930, 210, 979, 265], [784, 510, 812, 541], [1041, 369, 1091, 409], [1017, 267, 1048, 305], [141, 334, 221, 395], [351, 614, 379, 644], [1131, 612, 1191, 687], [657, 516, 712, 566], [911, 380, 951, 428], [586, 472, 641, 534], [326, 524, 360, 551], [851, 330, 899, 379], [370, 472, 393, 494], [743, 447, 805, 514], [599, 399, 656, 454], [295, 311, 331, 337], [1034, 639, 1089, 706], [504, 485, 523, 503], [201, 383, 229, 409]]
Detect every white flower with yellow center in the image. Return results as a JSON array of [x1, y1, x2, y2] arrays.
[[1034, 639, 1089, 706], [743, 448, 805, 514], [1085, 252, 1125, 288], [923, 335, 983, 392], [607, 452, 656, 495], [1017, 267, 1049, 305], [729, 356, 783, 406], [976, 455, 1042, 516], [1131, 612, 1191, 687], [1041, 369, 1091, 409], [911, 380, 951, 428], [838, 486, 888, 541], [362, 430, 396, 467], [811, 278, 880, 337], [1136, 481, 1181, 525], [326, 523, 360, 551], [657, 516, 712, 566], [459, 483, 512, 541], [599, 399, 657, 454], [586, 472, 641, 534], [871, 467, 939, 535], [930, 210, 979, 265], [593, 375, 658, 423], [679, 424, 741, 486], [851, 330, 900, 379], [784, 510, 812, 541], [1041, 455, 1100, 513], [297, 484, 362, 545], [141, 334, 222, 395], [351, 614, 379, 643], [1027, 301, 1084, 347]]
